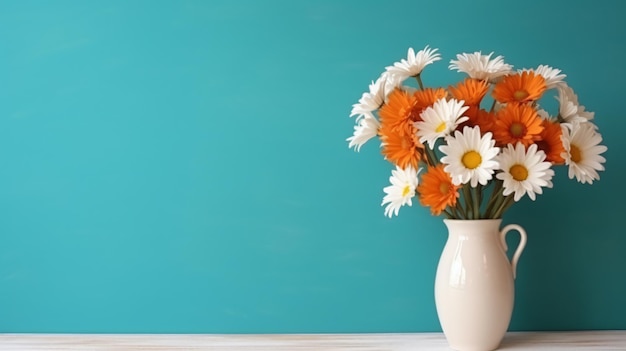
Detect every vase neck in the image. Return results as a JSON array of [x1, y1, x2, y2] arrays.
[[443, 219, 503, 238]]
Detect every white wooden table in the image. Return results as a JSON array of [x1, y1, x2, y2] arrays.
[[0, 331, 625, 350]]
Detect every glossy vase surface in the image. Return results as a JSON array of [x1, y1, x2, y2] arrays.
[[435, 219, 527, 351]]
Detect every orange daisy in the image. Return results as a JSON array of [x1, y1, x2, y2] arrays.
[[460, 106, 496, 134], [379, 88, 419, 137], [492, 71, 547, 104], [379, 125, 423, 169], [536, 119, 566, 164], [448, 78, 489, 106], [493, 104, 544, 147], [413, 87, 447, 116], [417, 165, 460, 216]]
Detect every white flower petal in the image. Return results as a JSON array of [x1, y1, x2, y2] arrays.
[[439, 126, 500, 187], [347, 115, 380, 151], [381, 165, 420, 217], [520, 65, 566, 89], [449, 51, 513, 82], [385, 45, 441, 83], [350, 72, 395, 120], [556, 84, 595, 125], [496, 143, 554, 202], [561, 123, 607, 184], [415, 98, 469, 149]]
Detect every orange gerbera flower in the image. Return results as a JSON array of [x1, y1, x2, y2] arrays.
[[492, 71, 547, 104], [448, 78, 489, 106], [493, 104, 544, 147], [379, 125, 423, 169], [461, 106, 496, 134], [536, 119, 566, 164], [417, 165, 460, 216], [413, 87, 447, 117], [379, 88, 419, 137]]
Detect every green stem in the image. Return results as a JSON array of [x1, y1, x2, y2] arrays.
[[455, 200, 467, 219], [462, 185, 474, 219], [426, 146, 439, 166], [487, 193, 506, 219], [502, 196, 516, 216], [415, 74, 425, 90], [493, 195, 515, 219], [442, 208, 454, 219], [448, 205, 460, 219], [484, 180, 504, 217], [472, 185, 481, 219], [422, 148, 434, 166], [479, 187, 485, 217]]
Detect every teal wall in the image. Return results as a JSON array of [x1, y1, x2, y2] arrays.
[[1, 0, 625, 333]]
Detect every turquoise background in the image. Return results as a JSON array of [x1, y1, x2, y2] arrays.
[[1, 0, 625, 333]]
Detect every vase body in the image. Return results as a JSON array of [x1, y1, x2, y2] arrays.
[[435, 219, 526, 351]]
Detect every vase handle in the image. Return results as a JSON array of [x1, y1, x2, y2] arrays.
[[499, 224, 527, 279]]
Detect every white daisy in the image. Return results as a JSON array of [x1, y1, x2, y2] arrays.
[[439, 126, 500, 187], [385, 46, 441, 83], [520, 65, 566, 89], [449, 51, 513, 82], [556, 84, 595, 124], [561, 122, 607, 184], [347, 114, 380, 152], [381, 165, 420, 218], [496, 143, 555, 201], [415, 98, 469, 149], [536, 108, 554, 121], [350, 73, 389, 119], [534, 65, 566, 89], [383, 72, 405, 92]]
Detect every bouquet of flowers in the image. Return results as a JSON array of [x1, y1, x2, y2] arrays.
[[347, 46, 607, 219]]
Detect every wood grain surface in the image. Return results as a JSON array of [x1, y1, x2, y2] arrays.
[[1, 331, 625, 350]]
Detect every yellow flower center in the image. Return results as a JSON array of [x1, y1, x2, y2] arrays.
[[461, 150, 482, 169], [509, 164, 529, 181], [513, 90, 529, 101], [435, 122, 447, 133], [402, 185, 411, 197], [570, 144, 582, 163], [509, 122, 525, 137], [439, 182, 450, 195]]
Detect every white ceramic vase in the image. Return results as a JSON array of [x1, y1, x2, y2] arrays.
[[435, 219, 527, 351]]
